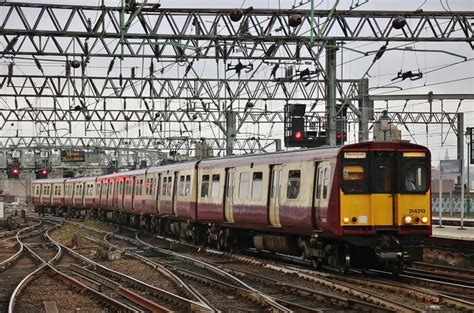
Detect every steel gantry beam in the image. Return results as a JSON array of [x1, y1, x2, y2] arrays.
[[1, 3, 473, 52], [0, 135, 281, 154], [0, 2, 473, 155]]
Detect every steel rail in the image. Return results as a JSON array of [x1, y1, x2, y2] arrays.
[[201, 248, 423, 312], [61, 220, 214, 311], [0, 221, 42, 270], [46, 228, 213, 312], [333, 270, 474, 311], [96, 229, 290, 312], [8, 220, 137, 313], [131, 233, 291, 312]]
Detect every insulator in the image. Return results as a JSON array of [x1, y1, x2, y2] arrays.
[[8, 63, 13, 78], [392, 16, 407, 29], [229, 10, 243, 22], [119, 73, 123, 86], [131, 67, 136, 78], [265, 44, 277, 57], [107, 58, 115, 75], [84, 41, 89, 55], [149, 61, 154, 76], [65, 61, 71, 76], [70, 59, 81, 68], [34, 58, 43, 73], [289, 14, 302, 27], [5, 36, 18, 52]]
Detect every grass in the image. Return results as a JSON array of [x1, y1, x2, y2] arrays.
[[54, 226, 80, 245], [83, 219, 111, 231]]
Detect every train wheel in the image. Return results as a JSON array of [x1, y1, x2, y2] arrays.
[[311, 258, 321, 269], [216, 230, 226, 251], [337, 244, 351, 274], [191, 226, 200, 246], [157, 219, 166, 237]]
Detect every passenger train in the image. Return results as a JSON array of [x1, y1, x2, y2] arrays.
[[32, 141, 431, 273]]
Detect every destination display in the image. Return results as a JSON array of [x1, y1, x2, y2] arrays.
[[61, 150, 86, 162]]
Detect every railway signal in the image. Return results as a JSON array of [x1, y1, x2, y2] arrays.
[[35, 168, 49, 179], [7, 166, 21, 179], [284, 104, 326, 147]]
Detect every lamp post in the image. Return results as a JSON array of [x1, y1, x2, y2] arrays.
[[466, 127, 472, 217]]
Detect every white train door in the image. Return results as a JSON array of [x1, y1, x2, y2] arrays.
[[224, 168, 235, 223], [269, 165, 282, 227]]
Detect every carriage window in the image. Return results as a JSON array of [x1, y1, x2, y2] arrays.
[[185, 175, 191, 196], [211, 174, 220, 199], [179, 176, 185, 196], [287, 170, 301, 199], [316, 168, 323, 199], [252, 172, 263, 200], [404, 164, 428, 193], [162, 177, 167, 196], [239, 172, 249, 199], [138, 179, 144, 195], [201, 175, 210, 197], [322, 168, 329, 199], [168, 177, 173, 196], [342, 165, 365, 193], [374, 153, 394, 193]]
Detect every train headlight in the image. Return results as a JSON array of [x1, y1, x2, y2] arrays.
[[343, 217, 350, 224], [421, 216, 429, 224], [403, 216, 413, 225]]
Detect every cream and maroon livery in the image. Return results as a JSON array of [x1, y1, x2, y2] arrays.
[[32, 142, 431, 272]]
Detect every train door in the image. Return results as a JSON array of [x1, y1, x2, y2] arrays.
[[224, 168, 235, 223], [372, 152, 395, 226], [156, 173, 161, 213], [172, 172, 178, 216], [268, 165, 283, 227], [314, 162, 330, 224]]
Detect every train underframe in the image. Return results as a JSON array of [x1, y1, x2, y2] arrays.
[[37, 206, 424, 274]]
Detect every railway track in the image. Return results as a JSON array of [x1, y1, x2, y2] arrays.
[[408, 261, 474, 287], [0, 221, 44, 312], [100, 229, 288, 311], [134, 229, 474, 312], [46, 219, 213, 312], [40, 215, 474, 312], [77, 220, 440, 312], [5, 218, 154, 312]]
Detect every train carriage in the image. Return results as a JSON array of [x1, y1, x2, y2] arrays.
[[33, 141, 431, 273], [64, 180, 74, 208], [83, 177, 97, 209], [51, 179, 67, 208], [32, 178, 66, 213]]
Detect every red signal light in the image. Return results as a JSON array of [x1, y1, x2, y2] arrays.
[[293, 130, 304, 140], [8, 166, 21, 178], [40, 169, 48, 175]]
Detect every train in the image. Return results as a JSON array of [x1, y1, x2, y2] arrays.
[[32, 141, 431, 273]]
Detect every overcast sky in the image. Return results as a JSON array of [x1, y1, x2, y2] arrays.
[[1, 0, 473, 163]]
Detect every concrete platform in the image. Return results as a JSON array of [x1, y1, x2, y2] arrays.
[[431, 225, 474, 241]]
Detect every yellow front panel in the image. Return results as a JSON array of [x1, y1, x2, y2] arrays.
[[371, 194, 393, 225], [340, 192, 394, 226], [395, 190, 431, 226], [340, 191, 371, 225]]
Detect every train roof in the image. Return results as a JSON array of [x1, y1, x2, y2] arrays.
[[198, 145, 341, 168], [32, 178, 67, 184], [65, 176, 98, 183], [147, 160, 199, 173], [32, 142, 430, 183]]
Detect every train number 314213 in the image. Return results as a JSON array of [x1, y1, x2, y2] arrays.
[[408, 208, 426, 214]]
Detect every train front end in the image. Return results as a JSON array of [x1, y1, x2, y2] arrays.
[[338, 141, 431, 272]]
